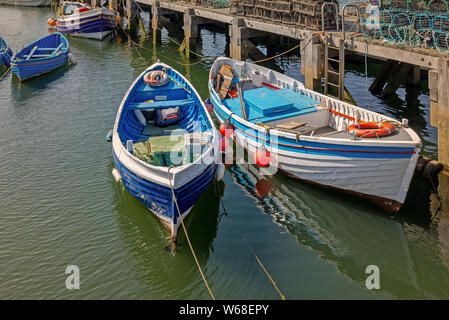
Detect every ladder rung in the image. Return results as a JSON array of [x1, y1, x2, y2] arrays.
[[328, 46, 339, 50], [327, 58, 340, 63], [327, 70, 339, 75], [326, 82, 340, 88]]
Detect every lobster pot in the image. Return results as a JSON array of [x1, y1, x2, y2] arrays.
[[433, 31, 449, 51], [292, 0, 338, 30], [239, 0, 255, 16], [413, 14, 434, 47], [432, 16, 449, 51], [392, 12, 411, 42], [379, 10, 397, 41]]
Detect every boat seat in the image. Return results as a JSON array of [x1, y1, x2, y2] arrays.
[[129, 98, 195, 110], [275, 121, 307, 130]]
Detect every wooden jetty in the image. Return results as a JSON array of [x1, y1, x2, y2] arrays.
[[116, 0, 449, 171]]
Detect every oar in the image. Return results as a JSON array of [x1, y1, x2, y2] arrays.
[[237, 83, 247, 120]]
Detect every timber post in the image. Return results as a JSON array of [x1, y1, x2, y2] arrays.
[[152, 1, 162, 46], [301, 36, 324, 92], [184, 8, 199, 59], [229, 18, 248, 61]]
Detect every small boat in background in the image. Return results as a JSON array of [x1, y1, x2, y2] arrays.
[[55, 2, 117, 40], [0, 36, 13, 68], [112, 61, 220, 241], [209, 57, 422, 212], [11, 32, 69, 81], [0, 0, 50, 6]]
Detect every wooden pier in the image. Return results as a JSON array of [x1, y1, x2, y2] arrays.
[[121, 0, 449, 169]]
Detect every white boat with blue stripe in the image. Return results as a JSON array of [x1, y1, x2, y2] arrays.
[[112, 61, 219, 240], [209, 57, 422, 212]]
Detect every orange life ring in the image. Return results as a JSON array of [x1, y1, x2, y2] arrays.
[[143, 70, 169, 87], [347, 121, 395, 138]]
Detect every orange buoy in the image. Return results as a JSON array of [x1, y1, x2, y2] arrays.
[[255, 179, 271, 197], [219, 121, 234, 137], [347, 121, 395, 138], [219, 137, 230, 152], [254, 146, 271, 167], [116, 15, 122, 24], [47, 18, 56, 27]]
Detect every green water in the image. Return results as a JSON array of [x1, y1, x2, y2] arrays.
[[0, 7, 448, 300]]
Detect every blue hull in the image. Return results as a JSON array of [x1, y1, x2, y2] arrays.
[[0, 36, 13, 68], [112, 61, 219, 238], [57, 12, 116, 40], [11, 32, 69, 81], [113, 151, 215, 226]]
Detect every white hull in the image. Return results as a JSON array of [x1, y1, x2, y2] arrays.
[[0, 0, 49, 6], [67, 30, 114, 40]]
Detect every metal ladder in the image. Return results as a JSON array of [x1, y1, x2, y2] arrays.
[[324, 38, 345, 100]]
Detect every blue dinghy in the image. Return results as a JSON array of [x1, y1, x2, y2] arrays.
[[11, 32, 69, 81], [0, 36, 13, 68], [112, 61, 220, 241]]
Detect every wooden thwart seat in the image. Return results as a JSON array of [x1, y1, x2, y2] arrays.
[[274, 121, 307, 130]]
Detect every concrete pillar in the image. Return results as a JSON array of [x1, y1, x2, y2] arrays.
[[437, 59, 449, 168], [184, 8, 199, 59], [152, 2, 162, 46], [301, 37, 324, 92], [229, 18, 248, 60]]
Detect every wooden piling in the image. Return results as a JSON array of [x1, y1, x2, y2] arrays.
[[369, 59, 397, 94]]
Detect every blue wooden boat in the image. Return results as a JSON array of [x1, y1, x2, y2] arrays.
[[10, 32, 69, 81], [56, 2, 117, 40], [0, 36, 13, 68], [112, 61, 220, 241]]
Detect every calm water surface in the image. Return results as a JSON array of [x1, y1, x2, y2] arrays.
[[0, 7, 448, 299]]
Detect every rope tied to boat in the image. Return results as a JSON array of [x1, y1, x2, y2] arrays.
[[166, 166, 216, 300], [0, 66, 11, 81]]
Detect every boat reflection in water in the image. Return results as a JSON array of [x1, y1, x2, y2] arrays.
[[111, 170, 222, 298], [228, 161, 449, 299]]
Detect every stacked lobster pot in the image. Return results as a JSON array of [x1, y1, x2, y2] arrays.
[[273, 1, 293, 24], [292, 0, 338, 30], [252, 0, 292, 23], [238, 0, 256, 17]]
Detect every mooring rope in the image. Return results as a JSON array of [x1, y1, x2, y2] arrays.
[[214, 181, 286, 300], [364, 40, 371, 110], [0, 66, 11, 81], [167, 166, 216, 300]]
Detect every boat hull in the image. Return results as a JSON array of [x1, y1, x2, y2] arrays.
[[112, 146, 216, 239], [0, 0, 49, 6], [0, 45, 13, 68], [57, 9, 117, 41], [209, 78, 420, 212], [112, 62, 219, 239]]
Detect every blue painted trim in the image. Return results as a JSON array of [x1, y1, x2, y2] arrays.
[[210, 85, 414, 159]]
